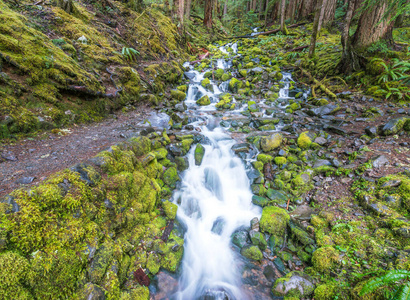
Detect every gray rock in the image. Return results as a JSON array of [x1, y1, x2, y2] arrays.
[[250, 67, 264, 74], [272, 271, 315, 297], [313, 159, 332, 168], [252, 195, 269, 207], [382, 117, 407, 136], [70, 163, 101, 186], [249, 230, 267, 250], [314, 137, 327, 145], [250, 217, 260, 231], [290, 205, 313, 221], [184, 72, 196, 80], [231, 143, 250, 154], [332, 159, 342, 168], [211, 217, 226, 235], [365, 126, 378, 137], [15, 177, 35, 184], [308, 104, 340, 117], [175, 102, 186, 112], [169, 144, 183, 156], [372, 155, 389, 168]]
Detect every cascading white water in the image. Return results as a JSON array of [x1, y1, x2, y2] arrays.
[[278, 73, 293, 99], [173, 126, 260, 300]]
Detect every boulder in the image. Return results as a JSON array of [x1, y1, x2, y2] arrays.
[[260, 133, 283, 152], [272, 271, 315, 298]]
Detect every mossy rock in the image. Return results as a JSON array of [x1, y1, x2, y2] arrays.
[[240, 245, 263, 261], [297, 131, 312, 149], [196, 95, 211, 106], [314, 283, 336, 300], [312, 246, 339, 272], [194, 144, 205, 166], [214, 69, 224, 79], [274, 156, 287, 166], [162, 167, 179, 188], [228, 78, 243, 92], [162, 200, 178, 220], [257, 154, 273, 164], [272, 271, 315, 298], [221, 73, 231, 81], [171, 90, 186, 101], [260, 206, 290, 237], [260, 133, 283, 152]]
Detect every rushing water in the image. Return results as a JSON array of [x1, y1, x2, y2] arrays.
[[166, 40, 299, 299]]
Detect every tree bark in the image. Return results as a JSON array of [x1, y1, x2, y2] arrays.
[[185, 0, 191, 19], [299, 0, 316, 20], [351, 0, 394, 49], [55, 0, 77, 14], [317, 0, 327, 33], [280, 0, 288, 34], [337, 0, 360, 74], [204, 0, 213, 29], [309, 0, 324, 57], [321, 0, 337, 28]]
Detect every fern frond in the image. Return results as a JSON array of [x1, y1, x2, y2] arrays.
[[382, 270, 410, 285], [360, 277, 385, 295]]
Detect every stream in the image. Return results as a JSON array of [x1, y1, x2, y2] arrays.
[[151, 41, 301, 300]]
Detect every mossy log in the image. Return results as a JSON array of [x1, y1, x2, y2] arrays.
[[298, 67, 336, 99]]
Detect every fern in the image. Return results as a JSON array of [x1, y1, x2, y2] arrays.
[[122, 47, 140, 61], [360, 270, 410, 299]]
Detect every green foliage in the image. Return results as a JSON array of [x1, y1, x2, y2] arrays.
[[122, 47, 140, 61], [360, 269, 410, 299]]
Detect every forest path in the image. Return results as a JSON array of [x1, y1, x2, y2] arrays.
[[0, 106, 153, 197]]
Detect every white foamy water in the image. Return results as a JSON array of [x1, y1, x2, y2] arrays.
[[173, 126, 260, 299]]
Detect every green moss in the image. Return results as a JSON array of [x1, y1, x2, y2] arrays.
[[162, 167, 179, 188], [297, 131, 312, 149], [274, 156, 287, 165], [0, 251, 32, 299], [215, 93, 233, 109], [311, 215, 328, 229], [260, 206, 290, 237], [201, 78, 211, 88], [228, 77, 243, 92], [215, 69, 224, 79], [221, 73, 231, 81], [314, 283, 336, 300], [257, 154, 273, 164], [181, 139, 194, 154], [177, 85, 188, 92], [312, 246, 339, 272], [240, 245, 263, 261], [171, 89, 186, 101], [162, 200, 178, 220], [196, 95, 211, 106]]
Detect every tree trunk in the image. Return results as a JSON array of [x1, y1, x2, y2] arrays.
[[299, 0, 316, 20], [351, 0, 394, 49], [309, 0, 324, 57], [337, 0, 361, 74], [264, 0, 269, 26], [321, 0, 337, 28], [204, 0, 213, 29], [280, 0, 288, 34], [290, 0, 297, 23], [185, 0, 191, 19], [316, 0, 327, 33], [55, 0, 77, 14], [223, 0, 228, 18]]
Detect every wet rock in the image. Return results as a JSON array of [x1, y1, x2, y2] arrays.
[[231, 143, 250, 154], [175, 156, 189, 171], [266, 189, 289, 207], [0, 195, 20, 213], [273, 257, 286, 274], [372, 155, 389, 168], [184, 72, 196, 80], [169, 144, 183, 156], [204, 167, 223, 200], [381, 117, 407, 135], [232, 229, 250, 248], [211, 217, 226, 235], [368, 202, 394, 217], [194, 144, 205, 166], [198, 290, 231, 300], [252, 195, 270, 207], [289, 222, 314, 245], [250, 217, 260, 231], [308, 104, 340, 117], [272, 271, 315, 298], [197, 95, 211, 106], [15, 176, 35, 184], [175, 102, 186, 112], [249, 230, 267, 250], [260, 133, 283, 152]]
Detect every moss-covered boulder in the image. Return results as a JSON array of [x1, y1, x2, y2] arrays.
[[260, 206, 290, 237], [162, 167, 179, 188], [240, 245, 263, 261], [162, 200, 178, 220], [171, 89, 186, 101], [297, 131, 312, 149], [196, 95, 211, 106], [194, 144, 205, 166], [260, 133, 283, 152], [272, 271, 315, 298], [228, 77, 242, 92]]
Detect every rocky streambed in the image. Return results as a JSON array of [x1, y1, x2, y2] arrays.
[[1, 36, 410, 300]]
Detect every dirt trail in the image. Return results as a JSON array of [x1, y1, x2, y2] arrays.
[[0, 106, 154, 197]]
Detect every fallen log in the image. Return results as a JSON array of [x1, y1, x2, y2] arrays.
[[286, 45, 308, 52], [228, 22, 307, 39], [297, 67, 337, 99]]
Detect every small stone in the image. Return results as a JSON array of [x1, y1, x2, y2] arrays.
[[372, 155, 389, 168], [16, 177, 35, 184], [314, 137, 327, 145]]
